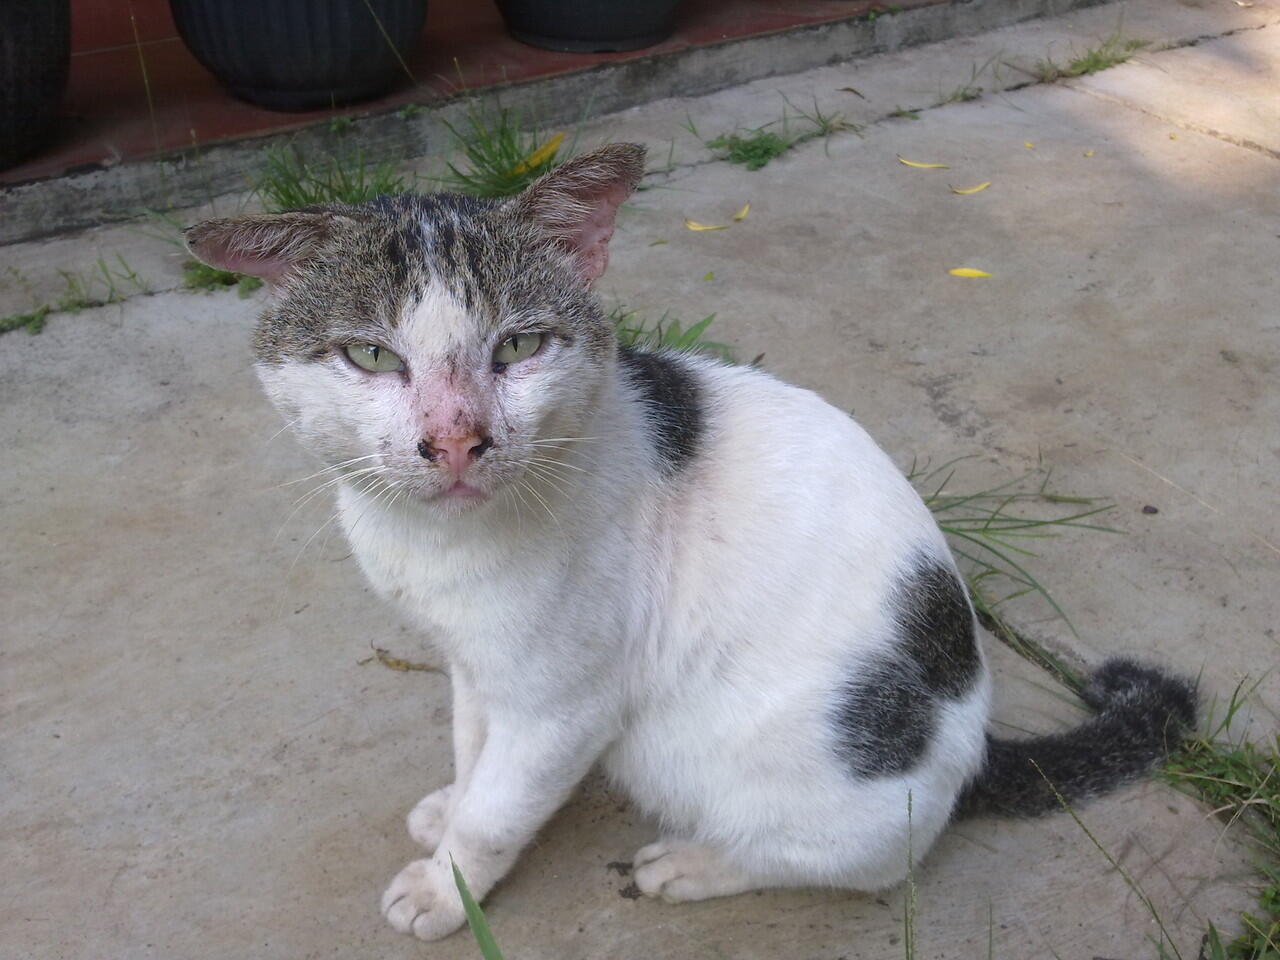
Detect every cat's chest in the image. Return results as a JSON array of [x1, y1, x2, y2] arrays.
[[337, 488, 551, 642]]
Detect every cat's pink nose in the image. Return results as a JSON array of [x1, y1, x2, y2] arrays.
[[417, 434, 493, 478]]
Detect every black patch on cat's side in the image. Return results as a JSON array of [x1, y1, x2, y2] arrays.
[[894, 560, 981, 698], [616, 345, 703, 474], [833, 656, 936, 777], [833, 556, 980, 777]]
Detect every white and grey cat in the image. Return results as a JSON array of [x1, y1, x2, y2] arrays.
[[187, 143, 1195, 942]]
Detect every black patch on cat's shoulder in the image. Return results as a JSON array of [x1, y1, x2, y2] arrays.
[[616, 345, 703, 474], [832, 555, 980, 778]]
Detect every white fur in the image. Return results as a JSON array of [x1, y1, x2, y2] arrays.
[[265, 340, 992, 940]]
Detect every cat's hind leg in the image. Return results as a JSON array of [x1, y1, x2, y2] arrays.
[[633, 840, 758, 903]]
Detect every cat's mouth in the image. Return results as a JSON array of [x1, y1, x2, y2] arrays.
[[439, 480, 490, 503]]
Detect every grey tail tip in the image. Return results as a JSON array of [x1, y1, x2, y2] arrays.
[[957, 657, 1198, 820]]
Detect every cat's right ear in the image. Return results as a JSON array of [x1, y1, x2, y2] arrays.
[[184, 212, 335, 284], [510, 142, 646, 284]]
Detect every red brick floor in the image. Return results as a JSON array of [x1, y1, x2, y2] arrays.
[[3, 0, 932, 186]]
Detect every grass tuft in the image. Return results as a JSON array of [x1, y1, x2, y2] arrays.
[[1163, 678, 1279, 959], [909, 456, 1119, 641], [610, 307, 734, 360], [254, 143, 409, 211], [182, 259, 264, 298], [433, 102, 570, 198]]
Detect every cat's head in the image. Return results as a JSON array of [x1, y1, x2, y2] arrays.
[[185, 143, 645, 514]]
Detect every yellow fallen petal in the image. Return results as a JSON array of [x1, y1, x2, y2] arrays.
[[732, 203, 750, 221], [1083, 149, 1096, 157], [648, 239, 668, 246], [948, 267, 993, 278], [703, 271, 715, 281], [684, 219, 729, 231], [897, 155, 949, 169], [511, 132, 565, 175], [949, 181, 992, 195], [1023, 141, 1035, 149], [1169, 133, 1177, 140]]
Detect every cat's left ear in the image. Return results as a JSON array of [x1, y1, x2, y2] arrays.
[[184, 211, 339, 285], [510, 142, 646, 284]]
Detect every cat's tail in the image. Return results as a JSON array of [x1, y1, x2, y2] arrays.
[[956, 658, 1197, 819]]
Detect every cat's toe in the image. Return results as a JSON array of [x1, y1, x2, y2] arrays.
[[406, 784, 454, 851], [633, 841, 755, 903], [381, 858, 467, 941]]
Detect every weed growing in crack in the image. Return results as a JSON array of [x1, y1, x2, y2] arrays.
[[705, 96, 858, 171], [1035, 33, 1146, 83], [0, 306, 51, 335], [56, 256, 151, 312]]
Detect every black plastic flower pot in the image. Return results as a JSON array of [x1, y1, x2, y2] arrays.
[[0, 0, 70, 172], [169, 0, 428, 112], [495, 0, 684, 53]]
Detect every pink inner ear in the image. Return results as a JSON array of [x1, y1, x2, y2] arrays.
[[566, 180, 632, 283], [207, 247, 294, 283], [572, 209, 617, 282]]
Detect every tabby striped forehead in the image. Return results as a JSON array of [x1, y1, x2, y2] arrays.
[[252, 192, 601, 365]]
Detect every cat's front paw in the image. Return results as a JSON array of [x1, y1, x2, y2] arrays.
[[381, 858, 467, 941], [406, 784, 454, 851]]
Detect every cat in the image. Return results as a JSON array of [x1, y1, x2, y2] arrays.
[[186, 142, 1197, 942]]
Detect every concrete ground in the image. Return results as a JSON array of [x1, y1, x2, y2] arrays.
[[4, 1, 1278, 957]]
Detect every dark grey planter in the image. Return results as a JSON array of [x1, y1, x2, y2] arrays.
[[496, 0, 684, 53], [169, 0, 428, 112], [0, 0, 70, 172]]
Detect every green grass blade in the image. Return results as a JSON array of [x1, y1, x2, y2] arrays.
[[451, 859, 505, 960]]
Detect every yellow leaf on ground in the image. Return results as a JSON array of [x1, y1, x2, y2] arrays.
[[703, 271, 715, 281], [1169, 133, 1177, 140], [949, 181, 992, 195], [684, 219, 729, 231], [1023, 141, 1035, 149], [1083, 149, 1096, 158], [897, 155, 949, 169], [948, 267, 993, 278], [511, 132, 565, 175], [732, 203, 750, 221]]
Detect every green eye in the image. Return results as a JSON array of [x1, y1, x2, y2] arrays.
[[345, 343, 404, 373], [493, 332, 544, 368]]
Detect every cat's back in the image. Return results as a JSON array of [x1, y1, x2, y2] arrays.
[[663, 353, 940, 553], [628, 350, 952, 662]]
